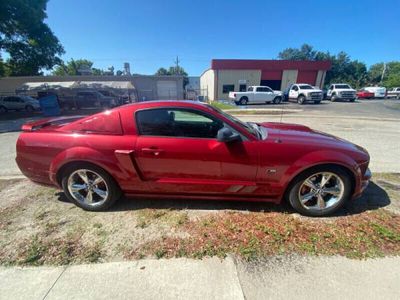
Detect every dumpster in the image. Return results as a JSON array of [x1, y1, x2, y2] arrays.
[[39, 95, 60, 116]]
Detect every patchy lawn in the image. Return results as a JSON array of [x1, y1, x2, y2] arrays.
[[0, 173, 399, 266]]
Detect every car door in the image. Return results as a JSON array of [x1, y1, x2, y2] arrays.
[[289, 85, 298, 99], [254, 87, 267, 103], [3, 97, 20, 110], [327, 85, 334, 98], [133, 107, 259, 195], [265, 87, 275, 102]]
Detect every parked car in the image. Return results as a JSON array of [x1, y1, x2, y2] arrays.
[[326, 84, 356, 102], [62, 90, 117, 110], [287, 84, 323, 104], [0, 95, 40, 113], [386, 87, 400, 99], [228, 86, 283, 105], [363, 86, 386, 98], [16, 101, 371, 217], [356, 89, 375, 99]]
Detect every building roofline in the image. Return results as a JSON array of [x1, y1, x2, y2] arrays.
[[210, 59, 331, 71]]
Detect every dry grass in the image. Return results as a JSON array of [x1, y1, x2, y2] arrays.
[[0, 173, 399, 265]]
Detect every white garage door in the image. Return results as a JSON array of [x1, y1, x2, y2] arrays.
[[157, 81, 177, 99]]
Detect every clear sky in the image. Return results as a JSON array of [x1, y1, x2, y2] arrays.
[[46, 0, 400, 75]]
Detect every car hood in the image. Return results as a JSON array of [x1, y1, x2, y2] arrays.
[[305, 89, 323, 93], [259, 122, 369, 161], [335, 89, 356, 92]]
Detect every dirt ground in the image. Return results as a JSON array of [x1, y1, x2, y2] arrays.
[[0, 174, 399, 266]]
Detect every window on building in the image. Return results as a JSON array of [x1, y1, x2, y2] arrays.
[[239, 84, 247, 92], [222, 85, 235, 94], [136, 108, 224, 139]]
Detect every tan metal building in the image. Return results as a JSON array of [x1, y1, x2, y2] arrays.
[[0, 75, 184, 100], [200, 59, 331, 101]]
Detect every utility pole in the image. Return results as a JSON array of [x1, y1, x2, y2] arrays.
[[380, 63, 386, 84], [174, 56, 180, 74]]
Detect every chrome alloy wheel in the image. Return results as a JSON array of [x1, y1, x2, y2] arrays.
[[298, 172, 344, 211], [67, 169, 109, 207]]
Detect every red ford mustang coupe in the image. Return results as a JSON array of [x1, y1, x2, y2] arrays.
[[16, 101, 371, 217]]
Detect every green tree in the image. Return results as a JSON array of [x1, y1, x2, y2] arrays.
[[0, 0, 64, 76], [277, 44, 368, 88], [368, 62, 400, 87], [155, 66, 189, 87], [278, 44, 318, 60], [155, 67, 169, 75], [52, 59, 95, 75]]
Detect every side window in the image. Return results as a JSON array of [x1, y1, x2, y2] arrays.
[[266, 87, 273, 93], [222, 85, 234, 94], [247, 87, 253, 92], [292, 86, 298, 91], [136, 108, 224, 139], [256, 87, 267, 92], [329, 85, 333, 90]]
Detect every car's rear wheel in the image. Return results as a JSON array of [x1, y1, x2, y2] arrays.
[[287, 166, 352, 217], [273, 96, 282, 104], [297, 95, 306, 104], [25, 105, 34, 112], [239, 97, 248, 105], [61, 163, 121, 211], [0, 106, 8, 113]]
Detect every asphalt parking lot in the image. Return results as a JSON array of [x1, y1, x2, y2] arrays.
[[236, 98, 400, 119]]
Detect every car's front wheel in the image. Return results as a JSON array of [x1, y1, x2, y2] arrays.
[[287, 166, 352, 217], [273, 96, 282, 104], [25, 105, 34, 112], [297, 95, 306, 104], [61, 163, 121, 211]]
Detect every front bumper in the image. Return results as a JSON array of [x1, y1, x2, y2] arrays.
[[353, 168, 371, 199]]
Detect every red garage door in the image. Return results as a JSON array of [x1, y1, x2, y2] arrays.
[[297, 71, 317, 85]]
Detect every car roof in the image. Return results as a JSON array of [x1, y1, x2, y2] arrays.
[[117, 100, 211, 113]]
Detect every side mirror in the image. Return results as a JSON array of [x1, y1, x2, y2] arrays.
[[217, 127, 241, 143]]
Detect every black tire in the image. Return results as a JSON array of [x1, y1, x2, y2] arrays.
[[61, 163, 122, 211], [25, 105, 34, 112], [314, 100, 321, 104], [297, 95, 306, 105], [286, 166, 352, 217], [0, 106, 8, 113], [349, 98, 356, 102], [239, 97, 248, 105], [273, 96, 282, 104]]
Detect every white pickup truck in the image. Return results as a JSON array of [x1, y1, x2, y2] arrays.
[[387, 87, 400, 99], [327, 84, 357, 102], [229, 86, 283, 105], [287, 83, 323, 104]]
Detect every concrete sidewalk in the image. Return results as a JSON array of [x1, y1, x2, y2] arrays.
[[1, 256, 399, 300]]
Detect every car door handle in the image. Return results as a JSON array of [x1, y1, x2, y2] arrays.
[[141, 148, 164, 156]]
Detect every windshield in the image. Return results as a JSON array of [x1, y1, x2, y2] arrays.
[[336, 84, 351, 89], [207, 104, 259, 138], [299, 85, 313, 90]]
